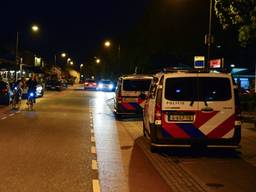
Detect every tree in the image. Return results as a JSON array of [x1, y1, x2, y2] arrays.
[[215, 0, 256, 47]]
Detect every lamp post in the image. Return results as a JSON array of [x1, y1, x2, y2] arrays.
[[54, 52, 67, 66], [15, 24, 40, 80], [206, 0, 214, 67], [104, 40, 121, 74]]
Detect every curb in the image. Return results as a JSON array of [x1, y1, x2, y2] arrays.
[[136, 137, 209, 192]]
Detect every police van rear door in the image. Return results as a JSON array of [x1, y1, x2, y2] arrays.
[[162, 73, 199, 139], [197, 73, 235, 139]]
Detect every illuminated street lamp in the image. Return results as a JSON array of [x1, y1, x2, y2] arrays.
[[70, 61, 74, 65], [31, 25, 39, 32], [61, 52, 67, 58], [80, 64, 84, 68], [96, 58, 101, 64], [104, 40, 111, 48], [16, 24, 40, 80], [54, 52, 68, 66], [103, 39, 121, 73]]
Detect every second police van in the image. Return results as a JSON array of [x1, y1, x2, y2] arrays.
[[143, 68, 241, 151], [114, 74, 153, 119]]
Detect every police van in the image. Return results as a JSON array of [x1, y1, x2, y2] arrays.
[[143, 69, 241, 151], [114, 74, 153, 119]]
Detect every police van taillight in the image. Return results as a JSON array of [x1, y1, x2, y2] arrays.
[[154, 87, 162, 125], [117, 91, 122, 103]]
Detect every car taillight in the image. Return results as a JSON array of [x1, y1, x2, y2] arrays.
[[84, 82, 88, 86], [154, 88, 162, 125], [93, 83, 96, 86]]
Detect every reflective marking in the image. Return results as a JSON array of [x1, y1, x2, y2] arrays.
[[92, 160, 98, 170], [91, 146, 96, 154], [92, 179, 101, 192], [199, 112, 231, 135], [9, 114, 14, 117], [223, 128, 234, 138], [1, 117, 7, 120], [16, 111, 21, 113], [91, 136, 95, 142]]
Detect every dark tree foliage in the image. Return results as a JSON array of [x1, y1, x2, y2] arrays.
[[215, 0, 256, 47]]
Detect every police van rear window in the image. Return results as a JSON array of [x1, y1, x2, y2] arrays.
[[123, 79, 151, 91], [165, 77, 231, 101]]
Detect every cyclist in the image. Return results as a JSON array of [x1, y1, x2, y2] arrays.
[[26, 75, 38, 104]]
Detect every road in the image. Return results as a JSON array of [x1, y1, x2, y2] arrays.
[[0, 85, 256, 192]]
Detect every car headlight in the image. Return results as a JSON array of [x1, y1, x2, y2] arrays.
[[109, 84, 114, 89], [98, 83, 103, 88], [36, 87, 43, 92]]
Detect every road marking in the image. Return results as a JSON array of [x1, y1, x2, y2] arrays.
[[9, 113, 14, 117], [91, 146, 96, 154], [16, 111, 21, 114], [92, 179, 101, 192], [1, 117, 7, 120], [92, 160, 98, 170], [91, 136, 95, 142]]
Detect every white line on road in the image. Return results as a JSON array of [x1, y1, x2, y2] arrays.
[[92, 160, 98, 170], [1, 117, 7, 120], [9, 113, 14, 117], [16, 111, 21, 113], [91, 146, 96, 154], [92, 179, 101, 192]]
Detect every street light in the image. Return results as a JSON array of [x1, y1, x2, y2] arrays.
[[206, 0, 214, 66], [96, 58, 101, 64], [15, 24, 40, 80], [31, 25, 39, 32], [104, 40, 111, 48], [54, 52, 68, 66], [61, 52, 67, 58], [103, 40, 121, 74]]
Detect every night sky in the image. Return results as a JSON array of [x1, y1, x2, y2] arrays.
[[0, 0, 245, 69]]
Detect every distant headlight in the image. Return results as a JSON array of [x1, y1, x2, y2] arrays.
[[98, 83, 103, 89], [109, 84, 114, 89]]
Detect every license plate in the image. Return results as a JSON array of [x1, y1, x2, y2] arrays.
[[168, 115, 194, 122], [123, 98, 137, 102]]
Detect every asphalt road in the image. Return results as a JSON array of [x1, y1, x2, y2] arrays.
[[1, 85, 256, 192]]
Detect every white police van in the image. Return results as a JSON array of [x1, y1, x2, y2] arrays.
[[143, 69, 241, 151], [114, 74, 153, 119]]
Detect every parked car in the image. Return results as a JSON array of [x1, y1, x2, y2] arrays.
[[45, 79, 64, 91], [114, 74, 153, 118], [84, 79, 97, 90], [96, 79, 115, 91], [0, 81, 11, 105], [142, 69, 241, 152]]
